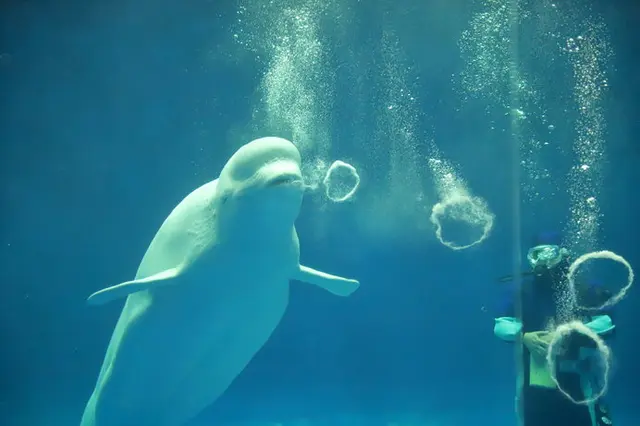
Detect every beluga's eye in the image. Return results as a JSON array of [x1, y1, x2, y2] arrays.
[[268, 174, 300, 187], [219, 192, 231, 204], [269, 176, 292, 186]]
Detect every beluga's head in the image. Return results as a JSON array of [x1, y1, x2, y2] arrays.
[[216, 137, 305, 234]]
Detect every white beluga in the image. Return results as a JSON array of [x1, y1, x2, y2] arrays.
[[80, 137, 360, 426]]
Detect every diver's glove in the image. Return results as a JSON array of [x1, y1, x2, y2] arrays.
[[494, 317, 523, 341], [523, 331, 554, 359], [585, 315, 615, 336]]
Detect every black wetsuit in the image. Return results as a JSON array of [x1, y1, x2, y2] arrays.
[[501, 262, 614, 426]]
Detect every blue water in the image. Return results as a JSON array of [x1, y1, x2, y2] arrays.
[[1, 0, 639, 425]]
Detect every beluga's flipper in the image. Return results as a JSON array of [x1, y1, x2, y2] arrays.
[[293, 264, 360, 297], [87, 268, 182, 306]]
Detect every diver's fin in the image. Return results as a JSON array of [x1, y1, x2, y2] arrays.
[[293, 264, 360, 297], [87, 268, 181, 306]]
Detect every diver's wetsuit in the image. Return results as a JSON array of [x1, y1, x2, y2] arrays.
[[520, 263, 591, 426], [497, 261, 614, 426]]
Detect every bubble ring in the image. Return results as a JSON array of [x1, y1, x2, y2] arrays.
[[567, 250, 634, 311], [322, 160, 360, 203], [429, 194, 494, 250], [547, 321, 611, 405]]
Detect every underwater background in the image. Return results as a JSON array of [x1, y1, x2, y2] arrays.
[[1, 0, 638, 425]]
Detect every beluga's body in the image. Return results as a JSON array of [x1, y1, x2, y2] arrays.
[[80, 137, 360, 426]]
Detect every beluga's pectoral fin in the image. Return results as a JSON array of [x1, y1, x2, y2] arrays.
[[293, 264, 360, 297], [87, 267, 182, 306]]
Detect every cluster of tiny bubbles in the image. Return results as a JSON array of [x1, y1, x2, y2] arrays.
[[546, 321, 611, 405], [518, 128, 557, 206], [378, 28, 423, 196], [562, 18, 612, 255], [567, 250, 634, 311], [508, 84, 556, 208], [261, 8, 329, 155], [427, 157, 495, 250], [229, 0, 335, 55], [230, 4, 255, 53], [365, 28, 426, 231], [564, 191, 602, 254], [458, 0, 557, 207], [321, 160, 361, 203], [458, 0, 513, 105], [550, 276, 578, 325], [457, 0, 538, 102], [301, 157, 327, 193], [228, 0, 336, 158]]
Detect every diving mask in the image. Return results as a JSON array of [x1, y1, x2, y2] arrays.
[[527, 244, 568, 270]]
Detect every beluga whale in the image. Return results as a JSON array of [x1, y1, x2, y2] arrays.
[[80, 137, 361, 426]]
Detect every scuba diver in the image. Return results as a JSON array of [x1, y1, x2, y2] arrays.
[[493, 231, 616, 426]]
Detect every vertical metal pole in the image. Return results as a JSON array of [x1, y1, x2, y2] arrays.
[[507, 0, 524, 424]]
